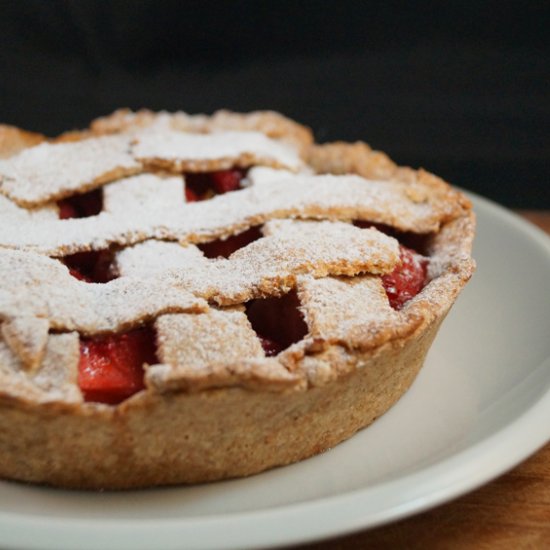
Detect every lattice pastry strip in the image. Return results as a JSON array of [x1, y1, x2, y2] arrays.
[[155, 308, 263, 368], [0, 129, 302, 207], [246, 166, 299, 186], [0, 332, 81, 403], [90, 108, 314, 153], [0, 194, 58, 222], [103, 173, 186, 215], [1, 316, 50, 371], [0, 220, 397, 337], [133, 130, 303, 172], [0, 135, 141, 206], [113, 240, 205, 278], [146, 308, 300, 392], [0, 250, 206, 334], [0, 171, 462, 255], [115, 221, 399, 305], [297, 275, 421, 351]]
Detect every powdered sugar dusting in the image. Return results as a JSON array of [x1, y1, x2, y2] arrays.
[[0, 332, 82, 403], [297, 275, 418, 351], [246, 166, 305, 186], [114, 241, 205, 278], [103, 173, 184, 214], [91, 108, 314, 153], [165, 223, 398, 304], [0, 221, 397, 333], [0, 173, 447, 255], [114, 222, 398, 304], [31, 332, 82, 401], [133, 130, 303, 172], [149, 308, 299, 392], [1, 316, 49, 371], [0, 135, 141, 206], [0, 249, 206, 334], [0, 194, 58, 222], [155, 309, 263, 370]]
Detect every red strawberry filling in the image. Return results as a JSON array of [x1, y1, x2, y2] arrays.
[[185, 187, 199, 202], [210, 169, 244, 194], [198, 226, 263, 259], [184, 169, 245, 202], [58, 188, 103, 219], [246, 290, 308, 357], [78, 327, 157, 405], [382, 244, 428, 309], [68, 267, 92, 283], [64, 250, 115, 283], [354, 221, 429, 309], [257, 336, 285, 357]]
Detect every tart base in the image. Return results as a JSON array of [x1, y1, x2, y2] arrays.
[[0, 312, 444, 490]]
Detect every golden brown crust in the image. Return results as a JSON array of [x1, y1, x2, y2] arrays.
[[0, 132, 303, 208], [0, 172, 466, 256], [0, 314, 442, 489], [90, 108, 314, 155], [0, 125, 45, 159], [308, 142, 472, 218], [307, 141, 398, 180], [0, 109, 475, 489]]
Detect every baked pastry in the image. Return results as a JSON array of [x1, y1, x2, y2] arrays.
[[0, 109, 475, 489]]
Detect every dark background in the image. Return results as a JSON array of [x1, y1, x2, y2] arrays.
[[0, 1, 548, 208]]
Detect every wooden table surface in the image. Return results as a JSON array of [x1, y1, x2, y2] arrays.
[[291, 210, 550, 550]]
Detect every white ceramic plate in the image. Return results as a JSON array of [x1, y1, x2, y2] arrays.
[[1, 193, 550, 550]]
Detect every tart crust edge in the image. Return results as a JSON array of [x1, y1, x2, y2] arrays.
[[0, 210, 474, 489], [0, 307, 447, 489]]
